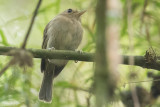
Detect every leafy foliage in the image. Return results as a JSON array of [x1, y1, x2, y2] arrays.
[[0, 0, 160, 107]]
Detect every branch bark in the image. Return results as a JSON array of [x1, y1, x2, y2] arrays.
[[0, 46, 94, 62], [0, 46, 160, 71]]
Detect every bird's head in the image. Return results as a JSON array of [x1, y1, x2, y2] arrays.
[[61, 8, 86, 21]]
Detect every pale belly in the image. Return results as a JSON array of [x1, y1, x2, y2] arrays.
[[46, 18, 83, 66], [48, 32, 80, 66]]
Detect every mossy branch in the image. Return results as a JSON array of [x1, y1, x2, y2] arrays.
[[0, 46, 94, 62], [0, 46, 160, 71]]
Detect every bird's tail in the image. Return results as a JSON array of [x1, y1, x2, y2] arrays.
[[39, 64, 54, 102]]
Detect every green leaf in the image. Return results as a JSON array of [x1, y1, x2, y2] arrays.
[[0, 29, 9, 46]]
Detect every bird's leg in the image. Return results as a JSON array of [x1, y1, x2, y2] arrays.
[[74, 49, 83, 63], [48, 47, 55, 62]]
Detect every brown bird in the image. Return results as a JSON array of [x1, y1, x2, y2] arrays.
[[39, 8, 85, 102]]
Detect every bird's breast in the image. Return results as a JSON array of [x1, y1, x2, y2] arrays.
[[48, 18, 83, 50]]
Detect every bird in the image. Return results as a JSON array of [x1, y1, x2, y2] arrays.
[[39, 8, 85, 102]]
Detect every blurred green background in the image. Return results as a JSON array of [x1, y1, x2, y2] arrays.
[[0, 0, 160, 107]]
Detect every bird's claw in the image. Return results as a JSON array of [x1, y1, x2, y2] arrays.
[[48, 47, 55, 51], [48, 47, 55, 62], [75, 49, 83, 54], [74, 50, 83, 63]]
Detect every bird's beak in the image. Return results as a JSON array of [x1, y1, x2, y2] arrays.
[[77, 10, 86, 17]]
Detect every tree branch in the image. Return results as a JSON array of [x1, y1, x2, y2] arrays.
[[0, 46, 94, 62], [0, 46, 160, 71], [123, 55, 160, 71]]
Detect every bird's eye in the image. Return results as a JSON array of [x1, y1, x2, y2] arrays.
[[67, 9, 72, 13]]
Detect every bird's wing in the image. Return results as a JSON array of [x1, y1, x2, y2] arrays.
[[41, 23, 50, 72], [42, 23, 50, 49]]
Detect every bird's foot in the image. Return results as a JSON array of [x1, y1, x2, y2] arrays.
[[75, 49, 83, 54], [74, 49, 83, 63], [48, 47, 55, 51], [48, 47, 55, 62]]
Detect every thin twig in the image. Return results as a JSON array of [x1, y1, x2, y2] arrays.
[[140, 0, 148, 29], [123, 79, 160, 87], [145, 22, 152, 46], [0, 0, 42, 76], [0, 58, 14, 77], [21, 0, 42, 49]]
